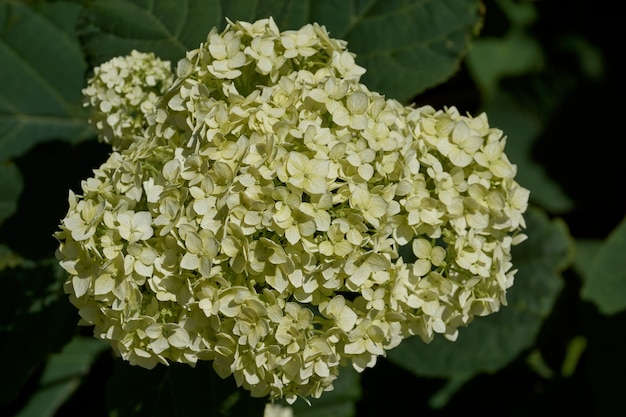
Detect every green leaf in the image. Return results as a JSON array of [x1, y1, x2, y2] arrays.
[[290, 367, 361, 417], [0, 160, 22, 225], [465, 0, 542, 99], [313, 0, 482, 102], [80, 0, 482, 102], [466, 32, 544, 99], [0, 258, 77, 406], [581, 216, 626, 315], [106, 360, 267, 417], [0, 243, 23, 270], [560, 335, 587, 378], [14, 336, 108, 417], [0, 1, 92, 162], [526, 349, 555, 380], [80, 0, 225, 65], [571, 238, 602, 283], [387, 207, 572, 383]]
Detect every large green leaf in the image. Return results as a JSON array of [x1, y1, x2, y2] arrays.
[[0, 1, 92, 162], [0, 160, 22, 225], [466, 32, 544, 99], [106, 360, 267, 417], [387, 207, 572, 381], [80, 0, 482, 102], [13, 336, 108, 417], [0, 258, 77, 407], [314, 0, 482, 102], [572, 238, 601, 283], [79, 0, 217, 65], [581, 216, 626, 315]]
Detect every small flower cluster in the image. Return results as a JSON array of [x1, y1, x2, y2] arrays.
[[82, 50, 173, 151], [56, 18, 529, 404]]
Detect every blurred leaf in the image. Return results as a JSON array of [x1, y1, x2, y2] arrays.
[[561, 335, 587, 378], [482, 91, 574, 213], [557, 34, 605, 81], [466, 32, 543, 99], [465, 0, 542, 98], [0, 1, 92, 162], [571, 238, 601, 283], [80, 0, 482, 102], [581, 216, 626, 315], [290, 367, 361, 417], [0, 258, 77, 407], [106, 360, 266, 417], [0, 243, 23, 270], [427, 373, 472, 410], [464, 0, 585, 215], [0, 160, 22, 225], [526, 349, 555, 380], [494, 0, 537, 27], [387, 208, 572, 386], [13, 336, 108, 417]]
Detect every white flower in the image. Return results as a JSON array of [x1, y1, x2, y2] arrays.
[[207, 29, 247, 79], [116, 211, 154, 243], [82, 50, 172, 151], [56, 17, 529, 405], [281, 151, 331, 195], [280, 24, 319, 58]]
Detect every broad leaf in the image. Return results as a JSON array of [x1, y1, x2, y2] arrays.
[[387, 207, 572, 380], [0, 160, 22, 225], [13, 337, 108, 417], [581, 216, 626, 315], [0, 1, 92, 162], [466, 32, 544, 99], [80, 0, 482, 102], [0, 258, 77, 407], [312, 0, 482, 102], [572, 238, 602, 283]]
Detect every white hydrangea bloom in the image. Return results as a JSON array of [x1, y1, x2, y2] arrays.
[[82, 50, 173, 151], [56, 17, 529, 405]]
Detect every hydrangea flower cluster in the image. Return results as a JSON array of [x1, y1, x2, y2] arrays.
[[56, 17, 529, 404], [82, 50, 173, 151]]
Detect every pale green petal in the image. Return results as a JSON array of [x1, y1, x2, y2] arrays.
[[180, 253, 199, 270], [168, 327, 191, 348], [286, 151, 308, 175]]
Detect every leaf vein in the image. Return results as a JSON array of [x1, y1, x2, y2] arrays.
[[0, 42, 76, 116]]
